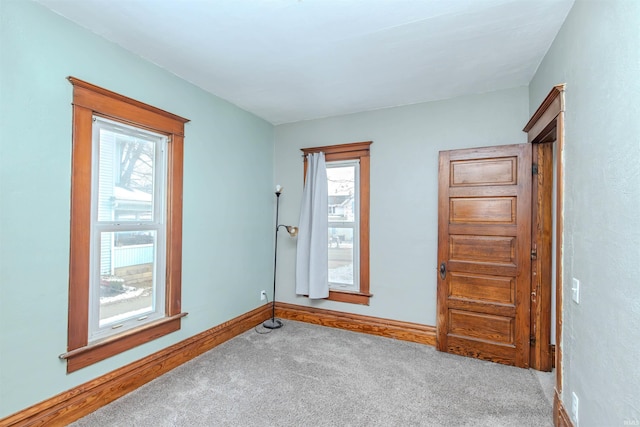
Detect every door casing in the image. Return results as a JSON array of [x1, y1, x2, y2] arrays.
[[523, 84, 565, 419]]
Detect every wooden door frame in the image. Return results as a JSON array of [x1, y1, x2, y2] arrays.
[[523, 84, 565, 421], [529, 141, 553, 371]]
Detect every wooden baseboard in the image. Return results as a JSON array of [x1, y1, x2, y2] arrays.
[[1, 304, 271, 427], [275, 302, 436, 346], [554, 388, 574, 427]]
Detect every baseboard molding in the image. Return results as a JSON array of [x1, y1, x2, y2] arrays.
[[275, 302, 436, 346], [554, 388, 574, 427], [1, 304, 271, 427]]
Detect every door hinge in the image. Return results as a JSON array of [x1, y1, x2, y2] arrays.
[[532, 163, 539, 175], [530, 335, 536, 345], [531, 248, 537, 260]]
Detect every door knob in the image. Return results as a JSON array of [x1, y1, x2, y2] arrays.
[[439, 262, 446, 280]]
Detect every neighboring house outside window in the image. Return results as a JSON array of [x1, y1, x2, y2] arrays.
[[302, 141, 372, 305], [62, 77, 188, 372]]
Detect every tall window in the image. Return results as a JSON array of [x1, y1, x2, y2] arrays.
[[327, 160, 359, 292], [63, 77, 189, 372], [90, 117, 167, 342], [302, 142, 371, 305]]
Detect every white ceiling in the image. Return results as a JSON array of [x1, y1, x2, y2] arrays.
[[37, 0, 574, 125]]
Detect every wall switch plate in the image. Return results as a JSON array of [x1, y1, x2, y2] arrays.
[[572, 278, 580, 304], [260, 290, 267, 301], [571, 391, 579, 425]]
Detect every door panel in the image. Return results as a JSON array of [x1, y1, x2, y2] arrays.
[[450, 235, 516, 264], [450, 158, 517, 186], [450, 197, 516, 224], [437, 144, 531, 368], [449, 273, 515, 304], [449, 310, 514, 344]]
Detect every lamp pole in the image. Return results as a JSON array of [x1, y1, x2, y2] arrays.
[[263, 189, 284, 329]]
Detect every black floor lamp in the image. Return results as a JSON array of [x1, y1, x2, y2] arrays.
[[263, 185, 298, 329]]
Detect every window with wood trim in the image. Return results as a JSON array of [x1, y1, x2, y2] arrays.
[[302, 142, 372, 305], [62, 77, 188, 373]]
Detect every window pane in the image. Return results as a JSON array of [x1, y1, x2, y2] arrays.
[[97, 125, 156, 222], [327, 165, 355, 222], [98, 231, 156, 327], [328, 227, 357, 291]]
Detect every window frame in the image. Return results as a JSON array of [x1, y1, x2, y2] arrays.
[[63, 77, 188, 373], [302, 141, 372, 305]]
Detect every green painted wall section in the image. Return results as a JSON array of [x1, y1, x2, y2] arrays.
[[529, 0, 640, 424], [0, 0, 274, 417]]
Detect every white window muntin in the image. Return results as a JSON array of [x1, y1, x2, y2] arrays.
[[327, 160, 360, 291], [88, 116, 168, 342]]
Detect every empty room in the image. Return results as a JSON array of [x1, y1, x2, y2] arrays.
[[1, 0, 638, 426]]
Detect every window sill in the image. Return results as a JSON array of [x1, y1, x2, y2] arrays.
[[328, 290, 372, 305], [60, 313, 187, 373]]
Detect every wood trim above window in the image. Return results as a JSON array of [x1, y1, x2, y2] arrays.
[[66, 77, 189, 372], [301, 141, 372, 304], [302, 141, 372, 157], [67, 77, 188, 135]]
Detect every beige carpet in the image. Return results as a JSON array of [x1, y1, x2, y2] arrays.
[[71, 320, 552, 426]]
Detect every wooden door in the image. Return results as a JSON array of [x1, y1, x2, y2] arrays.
[[437, 144, 532, 368]]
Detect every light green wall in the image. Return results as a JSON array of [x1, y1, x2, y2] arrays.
[[529, 0, 640, 424], [0, 0, 274, 417], [274, 87, 529, 324]]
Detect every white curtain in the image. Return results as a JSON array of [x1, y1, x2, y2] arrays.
[[296, 152, 329, 299]]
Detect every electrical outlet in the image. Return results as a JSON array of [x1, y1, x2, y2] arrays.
[[571, 391, 579, 425], [260, 290, 267, 301], [572, 278, 580, 304]]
